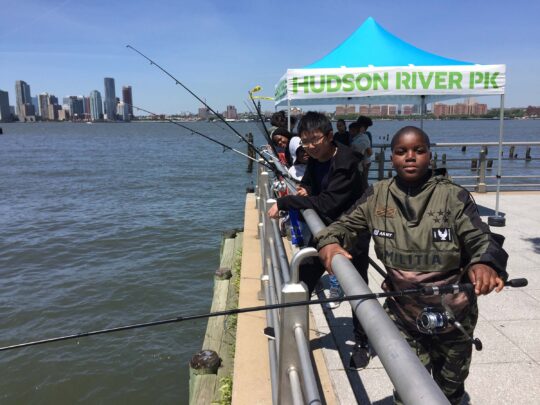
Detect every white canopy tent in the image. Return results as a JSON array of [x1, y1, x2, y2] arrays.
[[274, 17, 507, 225]]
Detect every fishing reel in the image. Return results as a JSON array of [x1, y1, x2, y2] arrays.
[[416, 306, 483, 351], [417, 307, 449, 333], [272, 179, 287, 193]]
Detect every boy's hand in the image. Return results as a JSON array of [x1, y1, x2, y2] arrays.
[[467, 264, 504, 295], [267, 204, 280, 219], [318, 243, 352, 274], [296, 186, 308, 196]]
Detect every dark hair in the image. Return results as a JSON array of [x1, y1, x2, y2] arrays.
[[337, 118, 346, 124], [272, 127, 291, 140], [356, 115, 373, 128], [297, 111, 333, 137], [348, 122, 362, 132], [390, 126, 431, 151], [271, 110, 297, 128]]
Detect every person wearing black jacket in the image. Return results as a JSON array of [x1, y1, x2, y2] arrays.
[[267, 111, 371, 369]]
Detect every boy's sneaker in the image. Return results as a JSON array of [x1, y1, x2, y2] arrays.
[[325, 286, 341, 309], [349, 344, 370, 370]]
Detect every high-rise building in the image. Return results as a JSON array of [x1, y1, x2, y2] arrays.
[[89, 90, 103, 121], [103, 77, 116, 120], [38, 93, 49, 119], [15, 80, 32, 120], [48, 104, 61, 121], [64, 96, 84, 120], [0, 90, 11, 122], [122, 86, 133, 118]]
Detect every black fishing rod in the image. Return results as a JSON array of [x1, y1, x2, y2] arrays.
[[130, 104, 268, 168], [0, 278, 526, 352], [125, 45, 279, 174]]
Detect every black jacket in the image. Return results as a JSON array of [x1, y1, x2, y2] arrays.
[[276, 144, 364, 225]]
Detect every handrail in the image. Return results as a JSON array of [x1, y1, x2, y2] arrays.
[[256, 159, 450, 405], [256, 163, 322, 405], [301, 208, 449, 405]]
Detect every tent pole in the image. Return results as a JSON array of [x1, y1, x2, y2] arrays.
[[287, 98, 291, 131], [420, 95, 425, 129], [488, 94, 506, 227]]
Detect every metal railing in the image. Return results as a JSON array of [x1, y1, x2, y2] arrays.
[[371, 141, 540, 192], [255, 159, 450, 405], [256, 164, 322, 405]]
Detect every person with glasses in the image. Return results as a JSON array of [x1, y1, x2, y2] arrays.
[[267, 111, 372, 369]]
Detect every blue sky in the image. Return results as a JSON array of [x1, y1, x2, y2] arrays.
[[1, 0, 538, 114]]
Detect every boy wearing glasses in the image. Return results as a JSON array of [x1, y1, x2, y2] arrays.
[[267, 111, 372, 369]]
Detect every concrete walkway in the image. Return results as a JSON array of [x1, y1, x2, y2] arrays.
[[310, 192, 540, 404]]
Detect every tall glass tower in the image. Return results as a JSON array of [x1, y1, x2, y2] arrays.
[[103, 77, 116, 120], [89, 90, 103, 121], [15, 80, 31, 118]]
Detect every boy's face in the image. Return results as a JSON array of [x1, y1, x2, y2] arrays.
[[300, 130, 334, 161], [391, 132, 431, 183], [272, 135, 289, 149], [297, 147, 309, 164], [336, 121, 346, 133]]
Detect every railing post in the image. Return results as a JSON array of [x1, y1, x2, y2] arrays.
[[377, 147, 386, 180], [476, 146, 488, 193], [277, 249, 312, 405]]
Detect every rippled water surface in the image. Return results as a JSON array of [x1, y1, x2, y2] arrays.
[[0, 119, 538, 403]]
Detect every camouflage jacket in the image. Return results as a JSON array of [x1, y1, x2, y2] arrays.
[[315, 174, 509, 330]]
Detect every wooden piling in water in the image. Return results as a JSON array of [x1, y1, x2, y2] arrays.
[[247, 133, 255, 173], [189, 230, 243, 404]]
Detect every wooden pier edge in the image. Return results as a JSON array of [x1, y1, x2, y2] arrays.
[[189, 229, 243, 404]]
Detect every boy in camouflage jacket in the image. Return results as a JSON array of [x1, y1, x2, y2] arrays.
[[316, 126, 508, 405]]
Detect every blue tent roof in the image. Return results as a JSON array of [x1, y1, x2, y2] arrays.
[[305, 17, 473, 69]]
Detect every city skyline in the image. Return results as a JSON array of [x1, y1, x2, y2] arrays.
[[1, 1, 538, 114]]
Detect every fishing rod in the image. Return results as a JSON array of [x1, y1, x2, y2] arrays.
[[130, 104, 267, 167], [0, 278, 526, 352], [126, 45, 280, 175]]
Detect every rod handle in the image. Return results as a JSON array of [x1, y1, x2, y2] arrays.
[[505, 278, 528, 288]]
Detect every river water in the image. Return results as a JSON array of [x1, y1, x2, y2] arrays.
[[0, 120, 538, 403]]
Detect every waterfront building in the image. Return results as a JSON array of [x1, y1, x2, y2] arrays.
[[48, 104, 61, 121], [38, 93, 49, 119], [89, 90, 103, 121], [65, 96, 84, 120], [103, 77, 116, 121], [81, 96, 91, 120], [14, 80, 32, 120], [116, 102, 130, 121], [57, 108, 69, 121], [198, 107, 209, 120], [226, 105, 238, 120], [122, 86, 133, 118], [0, 90, 11, 122], [369, 105, 382, 116], [359, 105, 369, 115], [433, 100, 489, 117], [402, 105, 414, 116]]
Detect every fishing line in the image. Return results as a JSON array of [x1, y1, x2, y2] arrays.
[[0, 279, 526, 352], [126, 45, 280, 174], [130, 104, 268, 167]]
